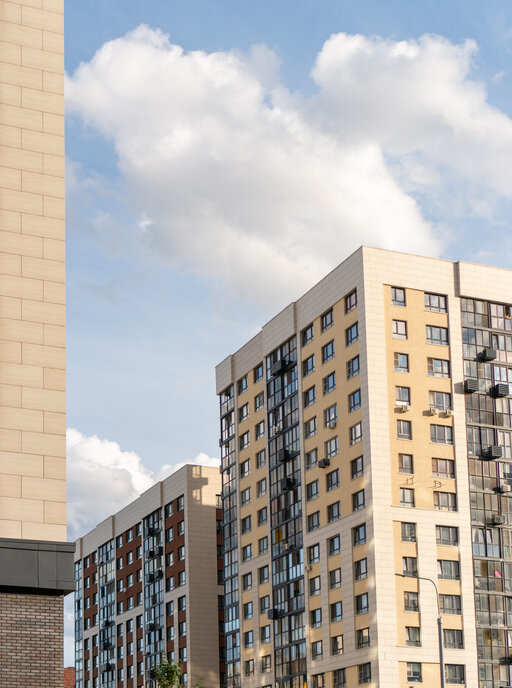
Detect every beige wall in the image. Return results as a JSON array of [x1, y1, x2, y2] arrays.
[[0, 0, 65, 541]]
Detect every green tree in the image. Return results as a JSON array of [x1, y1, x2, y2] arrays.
[[154, 656, 205, 688]]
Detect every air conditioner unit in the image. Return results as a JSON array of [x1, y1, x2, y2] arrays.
[[464, 378, 479, 394], [493, 383, 509, 398], [102, 619, 113, 628], [479, 348, 497, 361], [151, 594, 158, 605], [428, 407, 438, 416], [147, 572, 155, 583], [493, 515, 507, 526], [101, 663, 115, 673], [495, 485, 506, 494], [282, 542, 290, 552], [500, 656, 512, 665], [399, 404, 411, 412], [318, 458, 330, 468], [271, 359, 290, 377], [304, 563, 312, 572], [482, 446, 502, 460], [444, 409, 453, 417], [154, 569, 163, 579], [147, 622, 159, 632], [326, 420, 337, 429], [502, 484, 512, 493], [268, 608, 284, 620], [280, 477, 295, 491]]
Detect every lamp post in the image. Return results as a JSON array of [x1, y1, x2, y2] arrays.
[[396, 573, 445, 688]]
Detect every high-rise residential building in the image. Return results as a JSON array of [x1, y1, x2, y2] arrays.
[[73, 465, 224, 688], [216, 246, 512, 688], [0, 1, 74, 686]]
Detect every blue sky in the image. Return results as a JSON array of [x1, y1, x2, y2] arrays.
[[63, 0, 512, 659]]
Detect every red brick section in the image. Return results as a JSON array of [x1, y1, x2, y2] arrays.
[[0, 591, 64, 688], [64, 667, 75, 687]]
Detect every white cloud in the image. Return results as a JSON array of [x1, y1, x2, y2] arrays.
[[66, 428, 219, 541], [66, 28, 512, 306]]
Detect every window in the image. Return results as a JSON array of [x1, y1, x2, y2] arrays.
[[256, 449, 266, 468], [310, 608, 322, 628], [244, 660, 254, 677], [308, 543, 320, 564], [241, 516, 251, 534], [326, 469, 339, 491], [257, 507, 268, 526], [357, 628, 370, 649], [304, 416, 317, 438], [358, 663, 371, 684], [426, 325, 449, 346], [178, 621, 186, 637], [304, 386, 316, 407], [322, 340, 335, 363], [407, 662, 422, 683], [352, 490, 365, 512], [126, 550, 133, 565], [329, 568, 342, 589], [355, 593, 369, 615], [255, 421, 265, 439], [440, 594, 461, 614], [443, 629, 463, 649], [241, 487, 251, 505], [396, 386, 410, 406], [333, 669, 346, 688], [260, 625, 271, 643], [302, 324, 314, 346], [328, 501, 341, 522], [308, 511, 320, 531], [425, 292, 447, 313], [399, 453, 413, 474], [311, 640, 323, 659], [312, 675, 325, 688], [404, 591, 419, 611], [349, 389, 361, 412], [401, 522, 416, 542], [303, 355, 315, 376], [255, 391, 264, 411], [166, 526, 174, 542], [397, 419, 412, 439], [331, 635, 343, 656], [350, 422, 362, 445], [178, 570, 186, 586], [432, 458, 455, 478], [406, 626, 421, 646], [345, 290, 357, 313], [429, 390, 452, 411], [445, 665, 465, 685], [324, 404, 337, 427], [258, 536, 268, 554], [434, 491, 457, 511], [243, 601, 253, 619], [394, 352, 409, 372], [427, 357, 450, 378], [431, 424, 453, 446], [240, 459, 250, 477], [238, 376, 248, 394], [257, 478, 266, 497], [244, 630, 253, 648], [392, 287, 406, 306], [306, 448, 318, 469], [354, 558, 368, 581], [392, 319, 407, 339], [328, 535, 341, 555], [239, 403, 249, 422], [261, 655, 271, 673], [353, 523, 366, 546], [346, 322, 359, 346], [322, 309, 334, 331], [310, 576, 321, 596], [239, 431, 250, 450], [400, 488, 415, 507], [259, 595, 270, 613], [437, 560, 460, 580], [330, 601, 343, 622], [436, 525, 458, 546], [403, 556, 418, 577], [325, 437, 338, 459], [254, 363, 264, 382], [307, 480, 319, 501], [323, 372, 336, 395], [242, 544, 252, 561], [178, 595, 186, 611], [347, 355, 360, 379], [351, 456, 364, 478]]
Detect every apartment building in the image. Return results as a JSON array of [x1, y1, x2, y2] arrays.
[[73, 465, 224, 688], [216, 246, 512, 688], [0, 1, 74, 686]]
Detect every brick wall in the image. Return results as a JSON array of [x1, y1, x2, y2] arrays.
[[0, 590, 64, 688]]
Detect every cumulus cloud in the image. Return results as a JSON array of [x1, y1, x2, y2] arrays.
[[67, 428, 219, 541], [66, 27, 512, 305]]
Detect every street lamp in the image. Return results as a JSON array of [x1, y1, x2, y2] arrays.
[[396, 573, 445, 688]]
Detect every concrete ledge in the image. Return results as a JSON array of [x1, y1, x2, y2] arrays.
[[0, 538, 75, 594]]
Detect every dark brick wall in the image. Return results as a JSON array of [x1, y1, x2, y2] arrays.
[[0, 591, 64, 688]]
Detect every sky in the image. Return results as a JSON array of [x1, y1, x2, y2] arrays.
[[63, 0, 512, 662]]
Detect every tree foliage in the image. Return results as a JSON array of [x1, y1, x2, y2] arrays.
[[154, 656, 205, 688]]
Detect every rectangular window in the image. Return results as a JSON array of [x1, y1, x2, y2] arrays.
[[308, 543, 320, 563], [256, 449, 266, 468], [303, 355, 315, 377], [350, 422, 363, 445], [242, 573, 252, 590], [396, 386, 410, 406], [310, 608, 322, 628], [440, 594, 461, 614], [243, 602, 253, 619], [239, 431, 250, 450], [328, 501, 341, 522], [304, 386, 316, 407], [425, 292, 447, 313], [311, 640, 323, 660], [323, 372, 336, 395], [407, 662, 422, 683], [430, 424, 453, 444], [322, 309, 334, 332], [306, 448, 318, 469], [257, 507, 268, 526], [401, 522, 416, 542], [399, 453, 413, 473], [259, 595, 270, 613], [347, 355, 360, 379], [394, 352, 409, 372], [406, 626, 421, 647], [400, 487, 415, 508], [434, 491, 457, 512], [404, 591, 419, 612], [238, 376, 248, 394], [325, 437, 338, 459], [392, 319, 407, 339], [324, 404, 337, 427], [310, 576, 321, 596], [432, 458, 455, 478], [329, 535, 341, 555], [241, 516, 251, 534], [241, 487, 251, 505], [329, 568, 342, 589], [345, 290, 357, 313], [358, 663, 371, 685], [352, 490, 365, 512], [244, 631, 253, 648], [403, 556, 418, 577], [354, 558, 368, 581], [331, 635, 344, 656], [355, 593, 369, 615], [443, 629, 463, 649], [330, 601, 343, 622], [427, 357, 450, 378], [353, 523, 366, 546], [258, 536, 268, 554], [257, 478, 266, 497], [302, 324, 314, 346], [322, 340, 335, 363], [392, 287, 406, 306], [308, 511, 320, 531], [349, 389, 361, 412], [445, 665, 465, 685], [306, 480, 319, 501], [357, 628, 370, 649], [253, 363, 264, 382], [255, 421, 265, 439], [429, 390, 452, 411], [426, 325, 449, 346], [397, 420, 412, 439], [437, 559, 460, 580], [346, 322, 359, 346], [240, 459, 250, 477], [326, 469, 339, 491], [436, 525, 458, 546], [351, 455, 364, 478], [260, 625, 271, 643], [304, 417, 317, 438]]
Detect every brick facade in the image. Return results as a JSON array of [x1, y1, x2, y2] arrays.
[[0, 591, 63, 688]]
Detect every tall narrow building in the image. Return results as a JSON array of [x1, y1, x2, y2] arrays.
[[216, 246, 512, 688], [73, 465, 224, 688], [0, 1, 74, 686]]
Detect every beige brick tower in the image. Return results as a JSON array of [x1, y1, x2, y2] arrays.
[[0, 2, 74, 686]]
